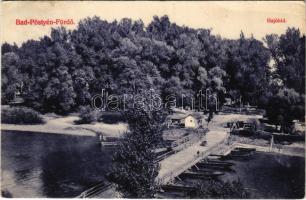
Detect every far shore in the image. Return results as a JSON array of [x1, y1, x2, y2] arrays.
[[1, 125, 97, 137], [233, 142, 305, 157], [1, 115, 128, 137]]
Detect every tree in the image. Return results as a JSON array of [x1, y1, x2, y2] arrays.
[[224, 32, 271, 105], [109, 110, 165, 197], [193, 179, 250, 198], [72, 68, 94, 106], [1, 52, 22, 103], [109, 93, 166, 198], [265, 28, 305, 95], [1, 42, 18, 55], [205, 93, 218, 128], [19, 28, 79, 114], [110, 130, 159, 198], [265, 87, 304, 133]]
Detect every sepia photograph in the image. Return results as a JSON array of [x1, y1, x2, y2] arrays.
[[1, 1, 305, 198]]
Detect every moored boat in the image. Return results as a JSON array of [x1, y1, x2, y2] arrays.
[[225, 148, 256, 159], [189, 168, 224, 176], [200, 159, 234, 166], [235, 147, 256, 152], [179, 170, 223, 179], [197, 162, 233, 168], [161, 184, 196, 192]]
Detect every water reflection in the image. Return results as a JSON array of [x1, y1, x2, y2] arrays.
[[1, 131, 113, 198]]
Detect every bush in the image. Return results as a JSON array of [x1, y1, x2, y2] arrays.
[[1, 106, 44, 124], [192, 179, 250, 199], [98, 112, 125, 124], [75, 106, 97, 124]]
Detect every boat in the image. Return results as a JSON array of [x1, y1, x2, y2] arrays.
[[101, 141, 118, 146], [224, 148, 255, 159], [226, 154, 253, 160], [195, 163, 233, 171], [235, 147, 256, 152], [190, 168, 224, 176], [197, 161, 233, 168], [190, 165, 216, 172], [100, 136, 120, 147], [161, 184, 196, 192], [179, 171, 223, 179], [231, 149, 255, 155], [200, 159, 234, 166]]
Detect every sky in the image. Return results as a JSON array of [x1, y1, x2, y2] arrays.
[[2, 1, 305, 46]]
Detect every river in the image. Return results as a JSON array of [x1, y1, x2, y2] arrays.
[[221, 152, 305, 198], [1, 130, 114, 198], [159, 151, 305, 199]]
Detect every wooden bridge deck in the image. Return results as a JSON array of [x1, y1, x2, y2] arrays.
[[157, 130, 229, 184]]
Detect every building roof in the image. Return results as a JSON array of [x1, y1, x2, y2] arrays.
[[167, 113, 203, 120]]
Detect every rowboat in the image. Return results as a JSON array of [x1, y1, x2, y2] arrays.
[[197, 161, 233, 168], [235, 147, 256, 152], [200, 159, 234, 166], [231, 149, 255, 155], [161, 184, 196, 192], [190, 168, 224, 175], [224, 148, 255, 159], [179, 171, 224, 179]]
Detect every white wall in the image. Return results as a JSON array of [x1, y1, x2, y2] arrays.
[[184, 116, 198, 128]]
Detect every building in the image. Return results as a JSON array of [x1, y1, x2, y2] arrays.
[[167, 113, 203, 129], [8, 92, 24, 106]]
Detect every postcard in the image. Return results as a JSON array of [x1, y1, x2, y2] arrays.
[[1, 1, 305, 198]]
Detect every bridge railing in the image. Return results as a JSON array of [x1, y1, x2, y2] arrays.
[[75, 182, 112, 198], [155, 129, 209, 163]]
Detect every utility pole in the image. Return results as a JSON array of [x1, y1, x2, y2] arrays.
[[269, 135, 274, 152], [239, 96, 242, 113]]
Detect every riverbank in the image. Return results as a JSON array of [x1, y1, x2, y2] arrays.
[[228, 135, 305, 157], [235, 142, 304, 157], [1, 115, 128, 137]]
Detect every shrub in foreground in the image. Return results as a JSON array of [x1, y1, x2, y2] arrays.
[[192, 178, 250, 199], [1, 107, 44, 125]]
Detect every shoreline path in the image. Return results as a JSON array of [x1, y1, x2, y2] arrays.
[[1, 116, 127, 137]]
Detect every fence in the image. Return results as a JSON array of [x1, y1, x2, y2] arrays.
[[155, 128, 208, 163], [75, 182, 112, 198], [154, 150, 176, 163], [172, 128, 208, 150]]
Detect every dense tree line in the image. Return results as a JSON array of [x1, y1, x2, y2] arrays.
[[2, 16, 305, 129]]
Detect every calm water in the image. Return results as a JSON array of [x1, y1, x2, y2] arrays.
[[162, 152, 305, 199], [221, 152, 305, 198], [1, 130, 113, 198]]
